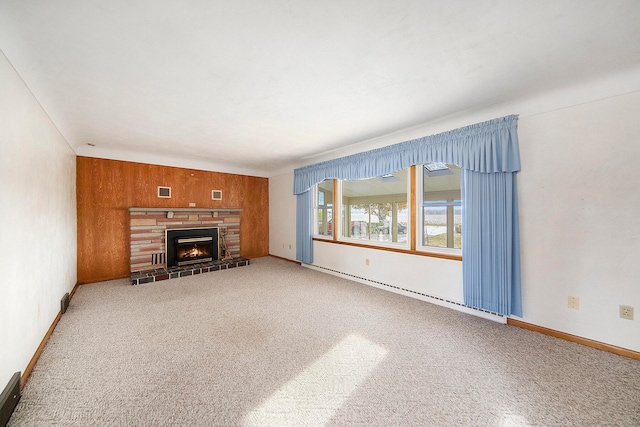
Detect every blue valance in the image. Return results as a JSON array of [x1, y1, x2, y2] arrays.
[[293, 115, 520, 194]]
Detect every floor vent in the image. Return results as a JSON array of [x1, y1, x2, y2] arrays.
[[61, 292, 70, 314], [0, 372, 21, 427]]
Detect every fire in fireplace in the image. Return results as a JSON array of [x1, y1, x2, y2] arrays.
[[166, 227, 219, 268], [176, 236, 213, 265]]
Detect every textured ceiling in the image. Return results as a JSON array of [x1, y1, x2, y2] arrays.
[[1, 1, 639, 176]]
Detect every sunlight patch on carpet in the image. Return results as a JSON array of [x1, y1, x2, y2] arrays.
[[244, 333, 388, 427], [499, 412, 530, 427]]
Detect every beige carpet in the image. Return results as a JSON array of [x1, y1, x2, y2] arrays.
[[9, 257, 640, 426]]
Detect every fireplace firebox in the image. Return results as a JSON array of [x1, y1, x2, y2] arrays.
[[166, 227, 219, 268], [176, 236, 213, 265]]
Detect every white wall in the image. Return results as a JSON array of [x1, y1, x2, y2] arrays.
[[269, 72, 640, 352], [517, 92, 640, 351], [0, 52, 77, 389], [269, 172, 297, 260]]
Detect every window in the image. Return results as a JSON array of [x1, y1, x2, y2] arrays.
[[340, 169, 409, 245], [312, 165, 460, 251], [315, 180, 333, 237], [421, 163, 462, 249]]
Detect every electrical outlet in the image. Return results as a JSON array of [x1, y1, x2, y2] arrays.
[[365, 258, 370, 266], [620, 305, 634, 320], [189, 202, 196, 207], [568, 296, 579, 310]]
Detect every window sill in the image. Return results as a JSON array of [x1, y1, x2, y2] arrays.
[[416, 245, 462, 258], [313, 234, 333, 240], [312, 237, 462, 261]]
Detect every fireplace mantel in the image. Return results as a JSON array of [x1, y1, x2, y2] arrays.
[[129, 207, 243, 213]]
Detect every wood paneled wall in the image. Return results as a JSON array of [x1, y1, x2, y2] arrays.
[[77, 157, 269, 283]]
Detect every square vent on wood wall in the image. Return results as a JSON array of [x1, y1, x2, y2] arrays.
[[158, 186, 171, 198], [212, 190, 222, 201]]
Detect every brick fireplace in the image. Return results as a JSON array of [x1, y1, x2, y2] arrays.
[[128, 208, 249, 285]]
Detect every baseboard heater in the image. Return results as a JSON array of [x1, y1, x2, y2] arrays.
[[305, 264, 505, 322], [0, 372, 21, 427]]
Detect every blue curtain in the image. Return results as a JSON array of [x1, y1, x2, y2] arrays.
[[462, 170, 522, 316], [292, 115, 522, 316], [295, 189, 314, 264]]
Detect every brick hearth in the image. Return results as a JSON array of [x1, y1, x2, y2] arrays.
[[130, 257, 250, 285]]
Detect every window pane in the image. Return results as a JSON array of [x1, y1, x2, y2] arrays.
[[317, 208, 332, 236], [315, 180, 333, 236], [423, 206, 447, 247], [422, 164, 462, 249], [370, 202, 393, 242], [342, 169, 408, 244], [349, 206, 368, 240], [397, 202, 408, 243], [454, 205, 462, 249]]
